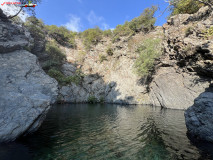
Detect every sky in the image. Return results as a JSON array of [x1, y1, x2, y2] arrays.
[[0, 0, 170, 32]]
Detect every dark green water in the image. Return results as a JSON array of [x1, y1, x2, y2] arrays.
[[0, 104, 212, 160]]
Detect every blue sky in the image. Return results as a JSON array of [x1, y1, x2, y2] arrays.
[[34, 0, 170, 32]]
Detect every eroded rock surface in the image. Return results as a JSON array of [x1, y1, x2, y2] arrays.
[[0, 50, 58, 142], [149, 6, 213, 109]]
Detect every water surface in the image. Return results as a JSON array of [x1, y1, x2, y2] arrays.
[[0, 104, 212, 160]]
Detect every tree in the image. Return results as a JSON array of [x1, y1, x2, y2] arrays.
[[0, 0, 41, 19], [167, 0, 213, 16], [129, 6, 157, 33]]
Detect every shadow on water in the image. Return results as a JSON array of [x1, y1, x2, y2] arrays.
[[0, 104, 213, 160]]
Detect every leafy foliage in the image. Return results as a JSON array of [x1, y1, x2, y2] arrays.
[[45, 41, 66, 63], [24, 16, 46, 49], [106, 48, 113, 56], [103, 29, 113, 37], [46, 25, 76, 48], [88, 95, 98, 104], [203, 26, 213, 38], [16, 0, 41, 15], [134, 38, 162, 77], [47, 69, 83, 85], [23, 16, 46, 53], [112, 6, 157, 42], [80, 27, 103, 50], [169, 0, 204, 16], [185, 26, 194, 37], [99, 54, 107, 63], [129, 6, 157, 33], [113, 22, 134, 37], [11, 16, 23, 25], [42, 41, 66, 76]]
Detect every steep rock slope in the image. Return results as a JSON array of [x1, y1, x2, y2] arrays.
[[0, 16, 58, 142], [59, 28, 163, 104], [149, 6, 213, 109]]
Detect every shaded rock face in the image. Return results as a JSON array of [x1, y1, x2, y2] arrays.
[[149, 68, 210, 109], [59, 74, 105, 103], [185, 90, 213, 142], [149, 6, 213, 109], [0, 50, 58, 142], [0, 14, 58, 142], [0, 16, 33, 53]]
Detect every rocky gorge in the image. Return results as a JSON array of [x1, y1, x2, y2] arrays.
[[0, 5, 212, 143]]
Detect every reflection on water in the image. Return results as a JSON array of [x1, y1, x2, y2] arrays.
[[0, 104, 212, 160]]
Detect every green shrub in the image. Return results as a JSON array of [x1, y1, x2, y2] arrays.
[[24, 16, 46, 52], [42, 60, 62, 71], [103, 29, 113, 37], [99, 96, 105, 103], [203, 27, 213, 38], [112, 35, 121, 43], [134, 38, 162, 77], [170, 0, 204, 16], [185, 26, 194, 37], [129, 6, 157, 33], [81, 27, 103, 50], [88, 95, 98, 104], [113, 22, 134, 38], [24, 17, 46, 39], [111, 6, 157, 43], [99, 54, 107, 63], [11, 16, 23, 25], [47, 68, 83, 85], [47, 69, 65, 84], [106, 48, 113, 56], [45, 41, 66, 63], [46, 25, 76, 48]]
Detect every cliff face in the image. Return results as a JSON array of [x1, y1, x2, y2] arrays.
[[0, 15, 58, 142], [58, 27, 163, 104], [57, 7, 212, 110], [149, 6, 213, 109]]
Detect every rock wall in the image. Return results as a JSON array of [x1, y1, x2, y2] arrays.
[[149, 6, 213, 109], [59, 28, 163, 104], [0, 15, 58, 142]]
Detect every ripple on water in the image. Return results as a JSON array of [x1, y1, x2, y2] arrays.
[[0, 104, 212, 160]]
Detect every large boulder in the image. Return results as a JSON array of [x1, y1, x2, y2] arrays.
[[0, 50, 58, 142], [149, 67, 210, 109], [185, 90, 213, 142]]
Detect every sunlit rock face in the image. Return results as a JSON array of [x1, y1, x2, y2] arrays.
[[149, 6, 213, 109]]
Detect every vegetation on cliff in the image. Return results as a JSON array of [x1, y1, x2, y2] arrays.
[[134, 38, 162, 76], [169, 0, 213, 16]]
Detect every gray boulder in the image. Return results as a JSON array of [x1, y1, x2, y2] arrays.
[[0, 50, 58, 142], [185, 91, 213, 142], [149, 67, 210, 109]]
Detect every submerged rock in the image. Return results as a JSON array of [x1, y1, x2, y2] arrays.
[[185, 91, 213, 142], [0, 50, 58, 142]]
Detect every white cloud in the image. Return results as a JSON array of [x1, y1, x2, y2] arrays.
[[0, 1, 29, 21], [102, 23, 109, 30], [87, 10, 110, 30], [87, 10, 104, 25], [64, 14, 82, 32]]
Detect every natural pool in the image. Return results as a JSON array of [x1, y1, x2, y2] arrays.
[[0, 104, 212, 160]]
